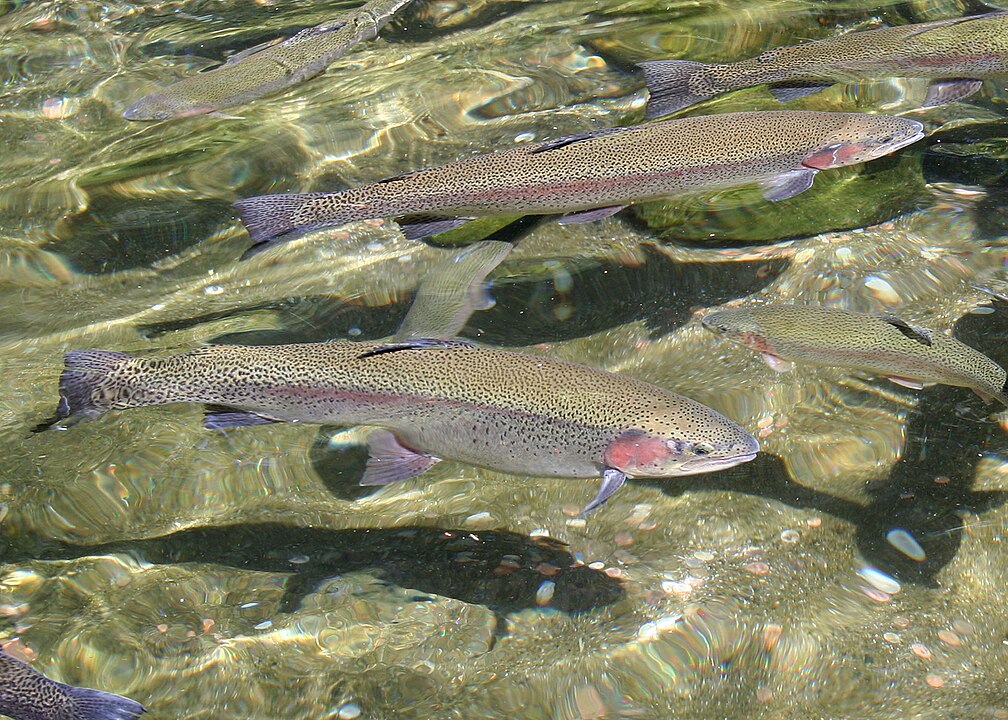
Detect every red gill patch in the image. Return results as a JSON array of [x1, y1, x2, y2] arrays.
[[605, 432, 671, 470]]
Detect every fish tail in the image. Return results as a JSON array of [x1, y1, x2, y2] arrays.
[[36, 350, 133, 430], [234, 192, 352, 245], [637, 60, 712, 117], [63, 684, 146, 720]]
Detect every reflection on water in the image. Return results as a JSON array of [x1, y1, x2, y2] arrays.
[[2, 0, 1008, 718]]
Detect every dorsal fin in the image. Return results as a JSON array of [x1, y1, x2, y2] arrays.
[[879, 315, 933, 346], [357, 338, 473, 359], [527, 127, 623, 154]]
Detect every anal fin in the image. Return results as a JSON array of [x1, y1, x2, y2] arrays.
[[204, 407, 281, 429], [921, 79, 983, 108], [361, 429, 439, 486], [769, 84, 829, 102], [762, 353, 794, 372], [886, 376, 925, 390], [397, 216, 474, 241], [557, 205, 625, 225]]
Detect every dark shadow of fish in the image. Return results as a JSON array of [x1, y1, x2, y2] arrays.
[[2, 524, 625, 637], [139, 244, 789, 347]]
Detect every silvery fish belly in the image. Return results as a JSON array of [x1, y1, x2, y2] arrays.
[[233, 110, 924, 251], [40, 339, 759, 515]]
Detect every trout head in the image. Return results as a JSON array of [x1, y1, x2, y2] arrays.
[[801, 117, 925, 170], [123, 93, 215, 121], [604, 414, 759, 479], [701, 308, 773, 352]]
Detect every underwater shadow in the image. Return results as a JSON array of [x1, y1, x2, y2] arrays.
[[12, 524, 624, 620]]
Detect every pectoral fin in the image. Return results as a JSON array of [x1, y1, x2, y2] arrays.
[[579, 467, 627, 517], [361, 429, 439, 486], [921, 79, 983, 108], [762, 353, 794, 372], [558, 206, 625, 224], [759, 169, 817, 202], [768, 85, 829, 102]]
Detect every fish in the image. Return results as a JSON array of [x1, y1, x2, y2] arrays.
[[0, 649, 145, 720], [233, 110, 925, 251], [701, 304, 1008, 404], [638, 11, 1008, 117], [123, 0, 416, 121], [38, 340, 759, 515], [394, 239, 514, 341]]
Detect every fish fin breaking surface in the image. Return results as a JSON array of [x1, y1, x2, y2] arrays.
[[759, 169, 817, 201], [557, 206, 625, 224], [397, 216, 473, 240], [921, 79, 983, 108], [768, 84, 830, 102], [579, 467, 627, 517], [361, 429, 439, 486], [879, 315, 933, 346], [203, 408, 281, 429], [637, 59, 710, 117], [357, 338, 473, 359]]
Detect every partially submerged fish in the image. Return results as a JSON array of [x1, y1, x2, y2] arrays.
[[40, 340, 759, 515], [701, 304, 1008, 404], [639, 11, 1008, 117], [0, 649, 144, 720], [234, 110, 924, 251], [394, 240, 514, 341], [123, 0, 415, 120]]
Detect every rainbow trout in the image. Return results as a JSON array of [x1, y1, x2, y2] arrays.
[[639, 11, 1008, 117], [394, 240, 513, 341], [42, 340, 758, 515], [234, 110, 924, 251], [123, 0, 415, 121], [0, 650, 144, 720], [702, 304, 1008, 404]]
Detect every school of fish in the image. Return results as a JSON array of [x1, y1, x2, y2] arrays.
[[10, 3, 1008, 718]]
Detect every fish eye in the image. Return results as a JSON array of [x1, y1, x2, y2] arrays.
[[692, 442, 714, 456]]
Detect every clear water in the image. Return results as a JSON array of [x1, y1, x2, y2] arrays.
[[2, 0, 1008, 718]]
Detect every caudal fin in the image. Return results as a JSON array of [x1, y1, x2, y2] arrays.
[[233, 192, 339, 246], [637, 60, 712, 117], [35, 350, 131, 431], [64, 684, 146, 720]]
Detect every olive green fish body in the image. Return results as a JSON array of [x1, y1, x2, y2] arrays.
[[124, 0, 414, 120], [49, 341, 758, 511], [234, 111, 924, 246], [702, 305, 1008, 403], [641, 12, 1008, 116], [0, 651, 144, 720]]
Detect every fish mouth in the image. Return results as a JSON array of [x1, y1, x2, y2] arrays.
[[674, 452, 758, 475]]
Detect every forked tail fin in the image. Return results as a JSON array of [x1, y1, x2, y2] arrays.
[[234, 192, 347, 246], [34, 350, 131, 431], [637, 60, 711, 117], [63, 683, 146, 720]]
